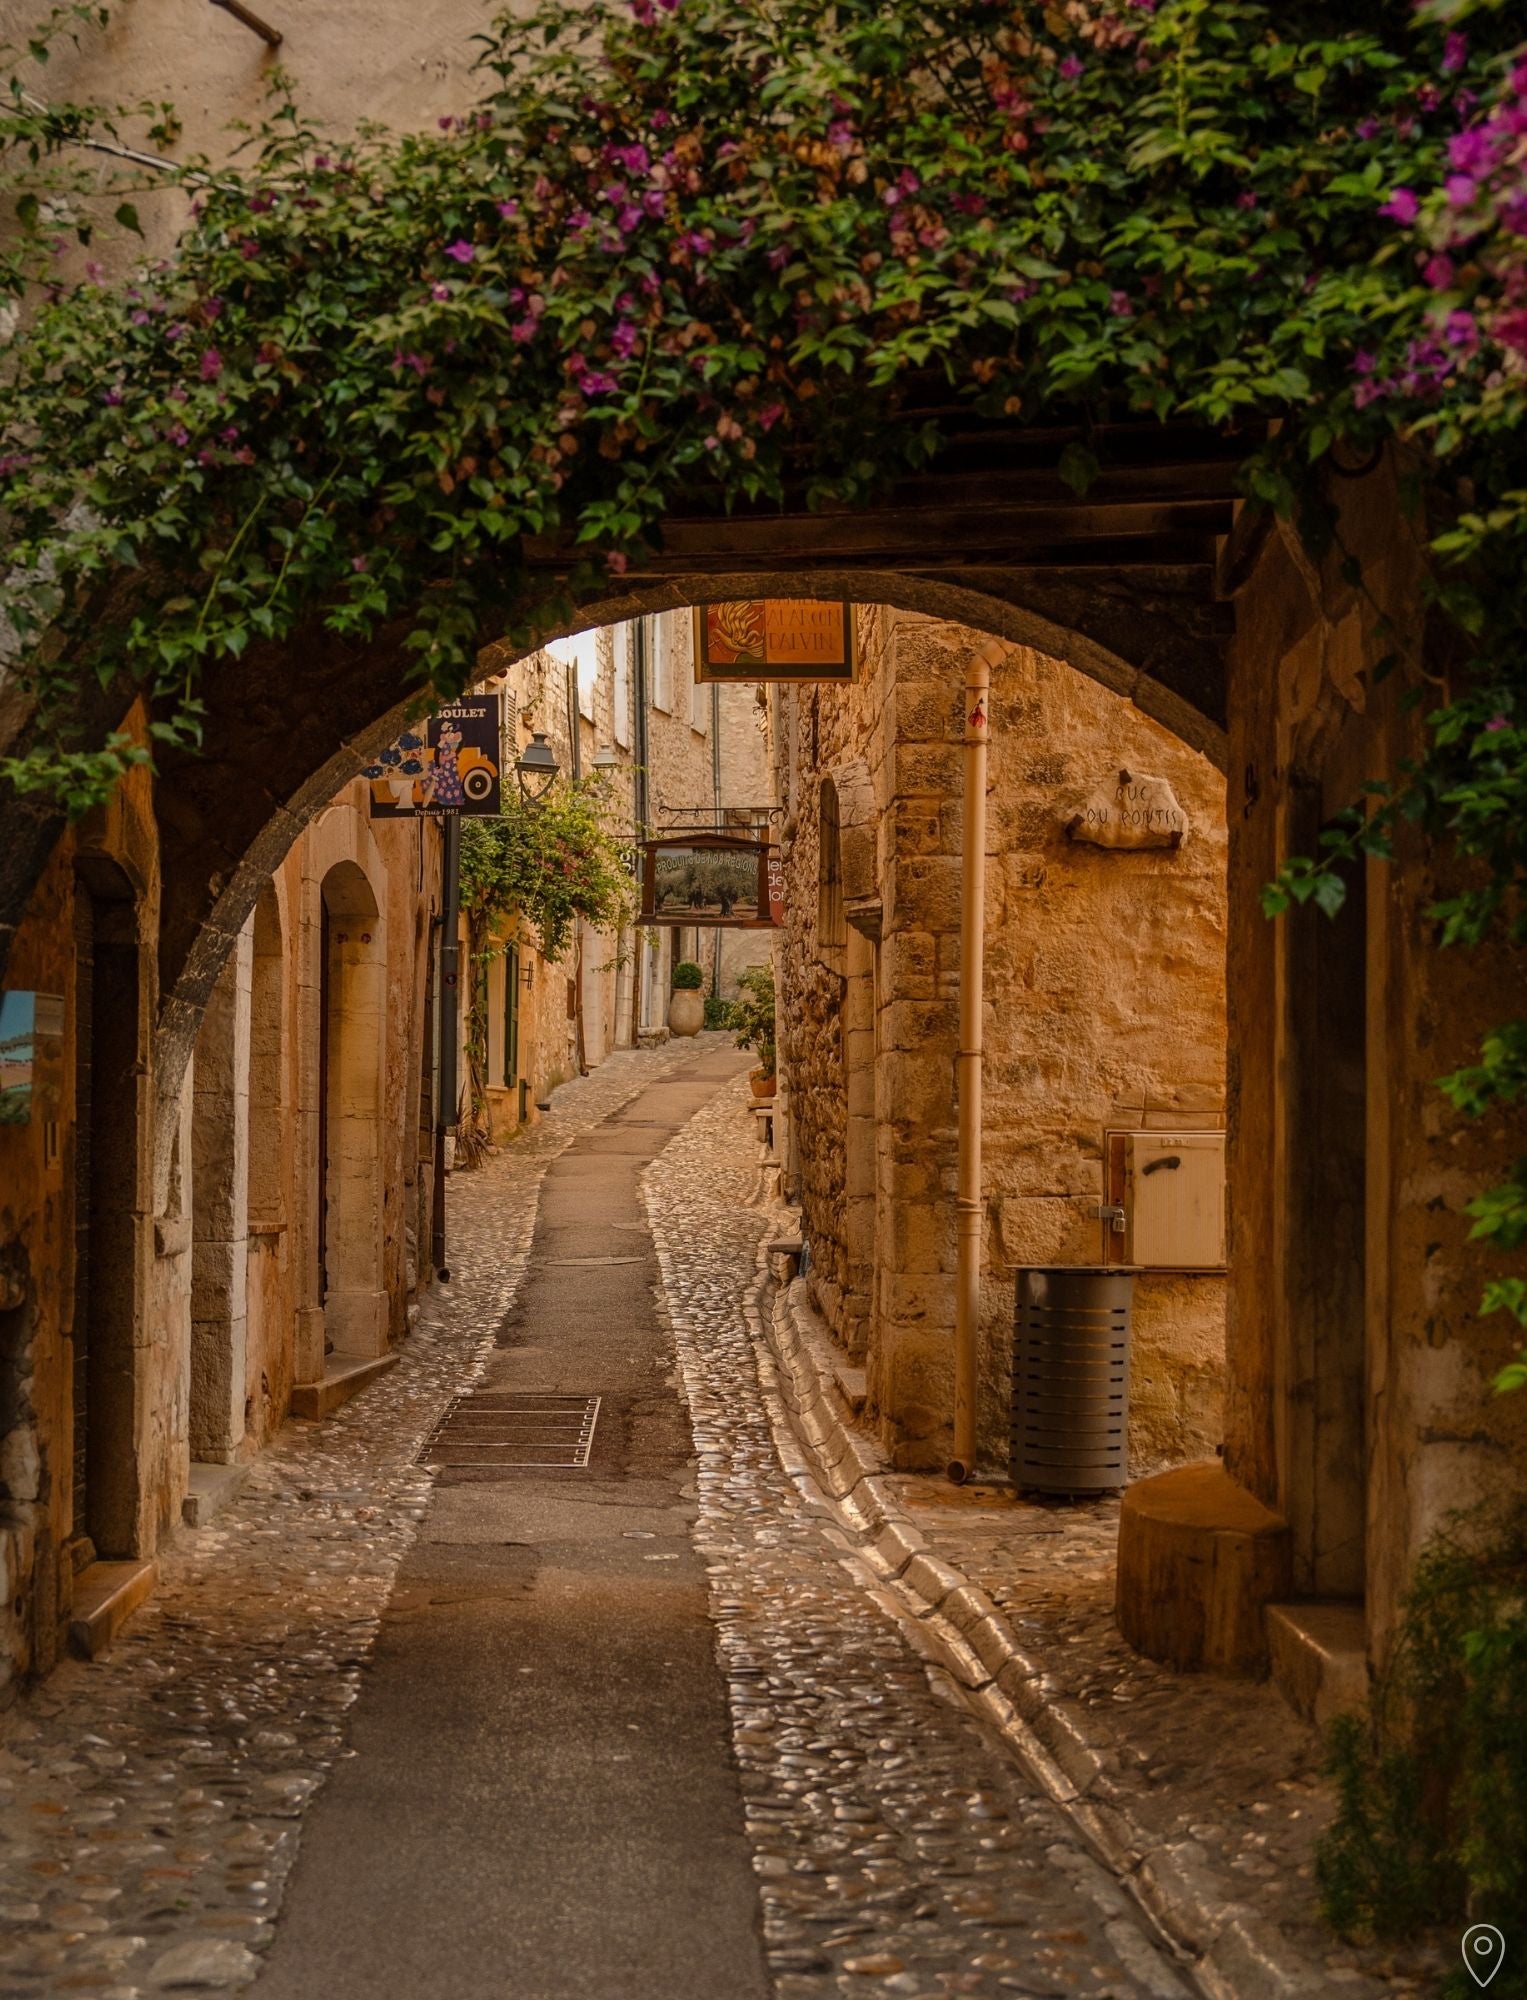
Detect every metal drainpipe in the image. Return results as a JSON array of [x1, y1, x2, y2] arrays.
[[948, 638, 1001, 1484], [631, 617, 651, 1044], [711, 678, 723, 999], [566, 661, 589, 1074], [435, 810, 462, 1284]]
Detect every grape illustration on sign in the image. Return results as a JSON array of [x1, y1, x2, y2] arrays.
[[693, 600, 856, 682], [1067, 768, 1189, 851]]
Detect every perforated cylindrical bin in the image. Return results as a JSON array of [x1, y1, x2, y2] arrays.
[[1011, 1266, 1136, 1495]]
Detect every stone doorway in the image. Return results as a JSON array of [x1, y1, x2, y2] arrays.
[[71, 855, 145, 1562]]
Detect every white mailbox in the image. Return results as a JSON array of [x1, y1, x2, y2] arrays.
[[1103, 1130, 1226, 1271]]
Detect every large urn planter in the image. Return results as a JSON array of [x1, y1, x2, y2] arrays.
[[667, 987, 704, 1038]]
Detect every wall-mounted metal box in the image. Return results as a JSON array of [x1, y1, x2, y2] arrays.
[[1102, 1130, 1226, 1271]]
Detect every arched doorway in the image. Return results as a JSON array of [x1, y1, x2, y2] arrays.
[[70, 852, 147, 1562], [316, 861, 387, 1363]]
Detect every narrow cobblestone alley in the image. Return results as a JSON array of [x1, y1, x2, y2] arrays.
[[2, 1042, 1200, 2000]]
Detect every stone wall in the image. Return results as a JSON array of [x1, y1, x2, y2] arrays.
[[781, 608, 1228, 1476]]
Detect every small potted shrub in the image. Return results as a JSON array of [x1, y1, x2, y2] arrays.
[[668, 958, 705, 1037], [730, 963, 776, 1098]]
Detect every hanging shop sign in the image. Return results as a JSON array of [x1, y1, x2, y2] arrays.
[[692, 600, 856, 683], [641, 836, 782, 929], [366, 697, 502, 817]]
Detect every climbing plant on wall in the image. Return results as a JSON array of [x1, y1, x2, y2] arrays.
[[454, 776, 636, 1158], [0, 0, 1522, 1347]]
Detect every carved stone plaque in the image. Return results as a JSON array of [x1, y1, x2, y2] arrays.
[[1067, 769, 1188, 850]]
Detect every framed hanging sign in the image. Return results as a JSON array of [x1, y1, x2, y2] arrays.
[[366, 697, 503, 817], [693, 600, 856, 683], [641, 836, 781, 929]]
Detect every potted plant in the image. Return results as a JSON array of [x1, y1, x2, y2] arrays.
[[668, 958, 705, 1038], [730, 963, 776, 1098]]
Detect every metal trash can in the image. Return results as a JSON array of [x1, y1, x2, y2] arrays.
[[1012, 1266, 1136, 1495]]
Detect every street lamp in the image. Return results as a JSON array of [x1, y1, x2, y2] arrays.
[[592, 743, 619, 773], [515, 730, 560, 801]]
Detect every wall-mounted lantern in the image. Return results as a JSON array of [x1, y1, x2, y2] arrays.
[[515, 730, 560, 802]]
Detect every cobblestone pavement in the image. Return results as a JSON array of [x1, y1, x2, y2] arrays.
[[898, 1493, 1444, 1998], [0, 1048, 687, 2000], [646, 1081, 1197, 2000]]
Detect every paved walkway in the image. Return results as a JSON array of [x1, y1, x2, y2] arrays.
[[1, 1040, 1198, 1999]]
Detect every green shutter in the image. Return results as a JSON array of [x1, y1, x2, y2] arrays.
[[503, 944, 520, 1087]]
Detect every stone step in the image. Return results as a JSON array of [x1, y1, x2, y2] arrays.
[[182, 1460, 250, 1529], [290, 1350, 398, 1422], [1266, 1600, 1368, 1725], [69, 1559, 158, 1660]]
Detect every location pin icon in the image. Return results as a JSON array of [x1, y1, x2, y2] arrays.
[[1463, 1925, 1506, 1989]]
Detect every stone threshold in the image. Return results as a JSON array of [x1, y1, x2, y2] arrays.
[[1266, 1601, 1368, 1727], [748, 1247, 1343, 2000], [182, 1459, 250, 1529], [290, 1350, 399, 1422], [69, 1559, 159, 1660]]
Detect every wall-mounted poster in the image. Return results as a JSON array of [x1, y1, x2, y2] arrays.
[[366, 697, 503, 817], [0, 990, 64, 1127], [641, 837, 780, 929], [693, 600, 856, 683]]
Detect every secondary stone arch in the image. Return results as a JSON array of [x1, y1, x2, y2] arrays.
[[131, 569, 1231, 1206]]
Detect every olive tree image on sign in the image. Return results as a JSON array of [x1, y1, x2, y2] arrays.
[[641, 838, 775, 928]]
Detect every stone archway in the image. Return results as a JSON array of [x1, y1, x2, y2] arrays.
[[136, 564, 1229, 1186]]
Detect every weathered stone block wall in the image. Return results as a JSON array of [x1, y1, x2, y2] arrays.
[[783, 608, 1228, 1476], [1224, 463, 1527, 1657]]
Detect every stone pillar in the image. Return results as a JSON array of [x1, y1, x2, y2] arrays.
[[189, 927, 252, 1462]]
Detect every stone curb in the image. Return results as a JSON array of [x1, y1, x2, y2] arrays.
[[743, 1240, 1347, 2000]]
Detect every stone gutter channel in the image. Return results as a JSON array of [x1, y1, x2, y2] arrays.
[[739, 1218, 1343, 2000]]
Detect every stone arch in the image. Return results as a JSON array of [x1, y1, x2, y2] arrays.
[[316, 859, 387, 1363], [143, 565, 1226, 1168]]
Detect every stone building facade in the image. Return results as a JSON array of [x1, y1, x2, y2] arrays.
[[0, 729, 441, 1700], [777, 607, 1228, 1477]]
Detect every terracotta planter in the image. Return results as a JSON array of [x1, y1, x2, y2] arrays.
[[667, 987, 704, 1038], [749, 1068, 777, 1099]]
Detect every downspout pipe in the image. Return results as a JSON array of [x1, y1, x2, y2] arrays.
[[631, 618, 651, 1045], [948, 637, 1003, 1484]]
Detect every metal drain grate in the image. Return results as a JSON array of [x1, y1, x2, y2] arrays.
[[418, 1393, 601, 1469]]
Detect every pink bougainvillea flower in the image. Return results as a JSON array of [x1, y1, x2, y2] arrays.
[[510, 315, 540, 344], [756, 402, 784, 431], [1356, 118, 1380, 141], [1442, 31, 1468, 75], [1484, 714, 1510, 733], [1378, 187, 1419, 224], [611, 320, 639, 357], [431, 283, 451, 301], [444, 239, 475, 263], [606, 549, 629, 576], [1445, 174, 1478, 208], [351, 554, 369, 573], [1059, 54, 1084, 81], [1422, 252, 1455, 290], [103, 386, 124, 407], [1109, 291, 1133, 317], [166, 424, 190, 448], [199, 347, 223, 381], [239, 238, 260, 259], [1448, 129, 1493, 176], [497, 200, 520, 220]]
